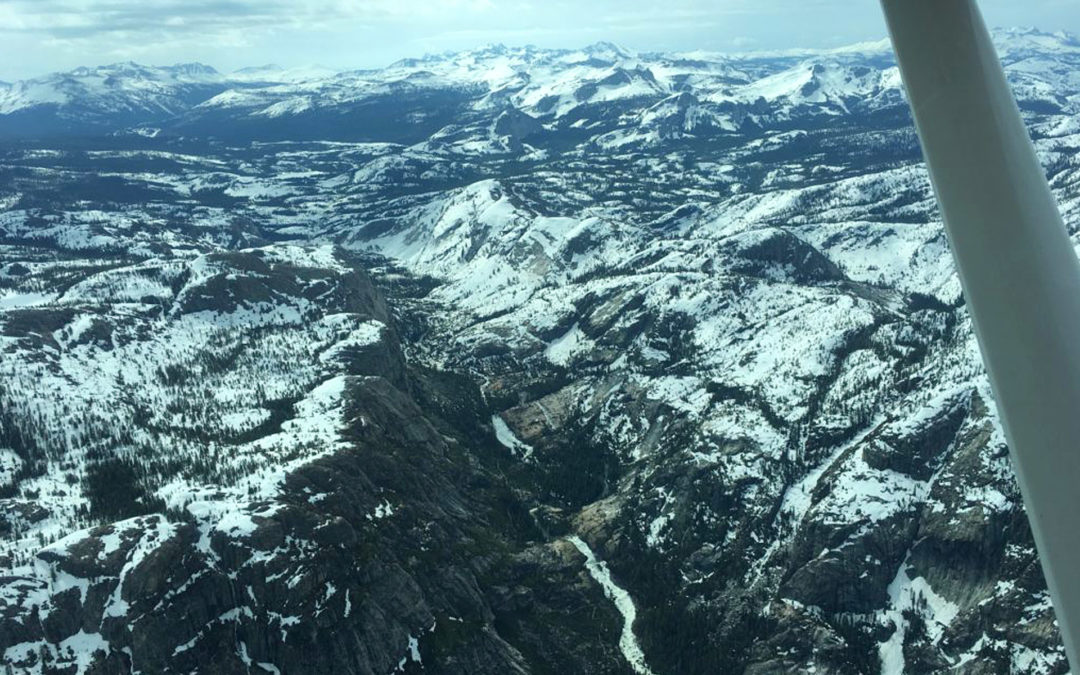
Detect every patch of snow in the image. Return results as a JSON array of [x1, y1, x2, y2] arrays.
[[545, 323, 594, 366]]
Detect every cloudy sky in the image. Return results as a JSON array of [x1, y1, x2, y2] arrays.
[[0, 0, 1076, 80]]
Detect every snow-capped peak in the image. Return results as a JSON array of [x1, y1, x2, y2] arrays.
[[582, 41, 636, 61], [991, 26, 1080, 55], [229, 63, 341, 83], [723, 60, 901, 113], [164, 62, 220, 80], [0, 61, 228, 117]]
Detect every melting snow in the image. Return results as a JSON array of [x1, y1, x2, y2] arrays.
[[492, 414, 534, 460], [569, 535, 655, 675]]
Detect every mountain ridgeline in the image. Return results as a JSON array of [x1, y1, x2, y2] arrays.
[[1, 28, 1080, 674]]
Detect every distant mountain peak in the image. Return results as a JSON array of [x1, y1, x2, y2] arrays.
[[584, 41, 635, 60], [235, 64, 284, 74], [476, 43, 511, 55], [229, 63, 340, 83], [990, 26, 1080, 53], [168, 62, 218, 74]]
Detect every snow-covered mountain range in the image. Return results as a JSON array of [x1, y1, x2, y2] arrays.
[[1, 27, 1074, 142], [1, 27, 1079, 674]]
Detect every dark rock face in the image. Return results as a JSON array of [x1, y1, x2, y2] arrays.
[[0, 265, 636, 674], [492, 108, 543, 142], [728, 228, 846, 284]]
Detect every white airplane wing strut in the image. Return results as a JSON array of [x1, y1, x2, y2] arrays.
[[882, 0, 1080, 667]]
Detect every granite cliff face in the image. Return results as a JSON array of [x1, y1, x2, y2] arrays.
[[2, 29, 1080, 674]]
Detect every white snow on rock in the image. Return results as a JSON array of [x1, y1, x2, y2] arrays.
[[544, 323, 593, 366], [492, 415, 534, 460], [878, 560, 960, 674]]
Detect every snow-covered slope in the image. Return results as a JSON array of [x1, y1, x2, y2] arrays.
[[0, 62, 228, 136], [2, 28, 1080, 675]]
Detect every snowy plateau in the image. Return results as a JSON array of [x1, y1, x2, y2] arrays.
[[0, 27, 1079, 674]]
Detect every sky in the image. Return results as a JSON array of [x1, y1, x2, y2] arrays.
[[0, 0, 1076, 81]]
